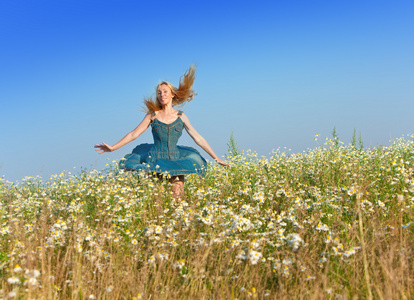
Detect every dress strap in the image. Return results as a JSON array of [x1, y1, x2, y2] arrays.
[[151, 111, 156, 117], [177, 110, 183, 116]]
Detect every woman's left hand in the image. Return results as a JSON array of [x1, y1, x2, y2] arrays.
[[216, 158, 230, 167]]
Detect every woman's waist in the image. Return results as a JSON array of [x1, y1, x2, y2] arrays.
[[148, 146, 180, 159]]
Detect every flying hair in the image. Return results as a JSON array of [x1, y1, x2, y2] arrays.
[[144, 65, 196, 112]]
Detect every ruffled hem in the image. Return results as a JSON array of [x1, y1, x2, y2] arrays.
[[119, 143, 207, 176]]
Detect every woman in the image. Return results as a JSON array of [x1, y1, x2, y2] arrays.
[[95, 66, 228, 199]]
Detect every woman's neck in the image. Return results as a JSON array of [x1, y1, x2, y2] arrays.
[[161, 103, 174, 114]]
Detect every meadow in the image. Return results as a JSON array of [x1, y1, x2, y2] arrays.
[[1, 134, 413, 299]]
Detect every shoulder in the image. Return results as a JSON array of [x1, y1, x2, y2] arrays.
[[140, 112, 153, 124], [179, 112, 189, 122], [180, 112, 195, 130], [146, 111, 156, 122], [144, 112, 154, 119]]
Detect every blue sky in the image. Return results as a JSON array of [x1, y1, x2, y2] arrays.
[[1, 0, 413, 182]]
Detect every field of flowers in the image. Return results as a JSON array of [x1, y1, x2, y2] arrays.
[[1, 135, 414, 299]]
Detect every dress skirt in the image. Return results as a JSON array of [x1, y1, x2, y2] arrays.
[[119, 143, 207, 176]]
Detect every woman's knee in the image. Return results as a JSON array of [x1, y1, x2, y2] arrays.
[[170, 176, 184, 198]]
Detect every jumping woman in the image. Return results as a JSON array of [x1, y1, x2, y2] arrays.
[[94, 66, 228, 199]]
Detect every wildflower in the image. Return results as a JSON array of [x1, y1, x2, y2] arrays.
[[300, 265, 307, 272], [75, 244, 83, 253], [173, 259, 185, 269], [106, 286, 114, 292], [25, 223, 34, 232], [377, 200, 385, 208], [286, 233, 304, 251], [267, 222, 275, 229], [343, 248, 356, 258], [236, 250, 246, 260], [211, 238, 222, 244], [402, 222, 411, 229], [1, 226, 10, 235], [131, 239, 138, 245], [332, 246, 342, 257], [319, 256, 327, 263], [315, 222, 329, 231], [248, 250, 262, 265], [158, 253, 169, 261], [249, 239, 260, 249], [155, 225, 163, 234], [347, 187, 357, 196], [13, 265, 22, 273], [27, 277, 38, 287], [253, 191, 265, 203], [283, 265, 290, 276], [7, 276, 20, 284], [33, 269, 41, 278]]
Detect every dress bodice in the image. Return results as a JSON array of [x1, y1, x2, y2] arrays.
[[148, 116, 184, 162], [119, 110, 207, 176]]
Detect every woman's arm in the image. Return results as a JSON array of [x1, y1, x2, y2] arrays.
[[95, 113, 152, 154], [181, 113, 229, 166]]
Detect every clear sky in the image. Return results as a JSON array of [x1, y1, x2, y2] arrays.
[[1, 0, 413, 182]]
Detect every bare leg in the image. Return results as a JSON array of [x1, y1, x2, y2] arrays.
[[155, 173, 165, 191], [170, 175, 184, 199]]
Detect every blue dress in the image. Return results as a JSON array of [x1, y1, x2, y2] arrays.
[[119, 111, 207, 176]]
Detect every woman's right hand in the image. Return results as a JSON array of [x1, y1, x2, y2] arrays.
[[94, 142, 114, 154]]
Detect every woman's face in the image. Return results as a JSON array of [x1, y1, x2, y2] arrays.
[[157, 84, 174, 106]]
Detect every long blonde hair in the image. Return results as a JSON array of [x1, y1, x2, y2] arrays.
[[144, 65, 196, 112]]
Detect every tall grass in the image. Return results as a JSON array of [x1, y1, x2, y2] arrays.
[[1, 135, 413, 299]]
